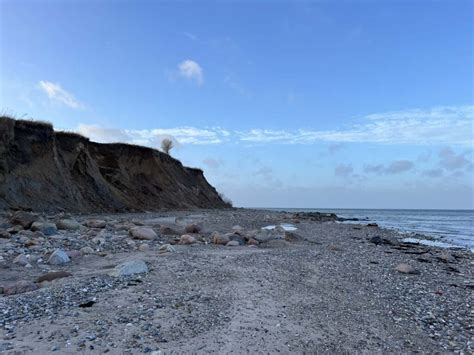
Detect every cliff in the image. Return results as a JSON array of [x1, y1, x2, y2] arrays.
[[0, 116, 230, 212]]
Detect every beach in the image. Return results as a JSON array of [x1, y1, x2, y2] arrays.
[[0, 208, 472, 353]]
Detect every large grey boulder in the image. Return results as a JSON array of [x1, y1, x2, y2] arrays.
[[48, 249, 70, 265], [129, 227, 157, 240], [56, 219, 82, 230], [111, 260, 148, 277]]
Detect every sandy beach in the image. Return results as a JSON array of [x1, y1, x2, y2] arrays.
[[0, 209, 472, 354]]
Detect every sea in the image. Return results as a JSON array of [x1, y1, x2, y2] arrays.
[[266, 208, 474, 252]]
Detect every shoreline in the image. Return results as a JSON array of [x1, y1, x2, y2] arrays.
[[1, 208, 473, 353]]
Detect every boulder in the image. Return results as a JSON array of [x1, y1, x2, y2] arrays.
[[30, 222, 57, 236], [0, 231, 11, 239], [211, 231, 230, 245], [284, 231, 304, 243], [84, 219, 107, 229], [179, 234, 197, 245], [229, 233, 246, 245], [247, 238, 259, 246], [3, 280, 38, 296], [111, 259, 148, 277], [80, 246, 94, 255], [160, 225, 180, 235], [138, 243, 150, 252], [159, 244, 176, 253], [56, 219, 82, 230], [395, 263, 419, 275], [47, 249, 70, 265], [37, 271, 72, 283], [10, 211, 38, 229], [129, 227, 157, 240], [13, 254, 29, 266], [185, 224, 201, 234], [226, 240, 240, 247], [254, 228, 285, 243]]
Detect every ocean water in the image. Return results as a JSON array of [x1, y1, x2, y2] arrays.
[[267, 208, 474, 251]]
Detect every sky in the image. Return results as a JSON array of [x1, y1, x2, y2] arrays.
[[1, 0, 473, 209]]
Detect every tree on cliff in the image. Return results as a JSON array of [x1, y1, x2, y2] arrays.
[[161, 138, 174, 155]]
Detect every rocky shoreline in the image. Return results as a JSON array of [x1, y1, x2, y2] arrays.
[[0, 209, 472, 353]]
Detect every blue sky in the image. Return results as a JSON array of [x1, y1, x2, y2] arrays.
[[1, 0, 473, 209]]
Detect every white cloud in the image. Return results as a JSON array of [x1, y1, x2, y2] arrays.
[[73, 105, 473, 148], [38, 81, 84, 109], [237, 105, 474, 147], [178, 60, 203, 85], [74, 124, 227, 146]]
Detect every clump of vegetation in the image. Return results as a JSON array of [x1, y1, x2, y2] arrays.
[[161, 138, 174, 155]]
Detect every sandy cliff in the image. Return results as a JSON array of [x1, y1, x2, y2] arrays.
[[0, 116, 229, 212]]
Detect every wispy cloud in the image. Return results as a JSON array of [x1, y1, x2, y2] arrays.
[[178, 60, 203, 85], [334, 164, 354, 178], [38, 81, 84, 109], [183, 32, 198, 41], [364, 160, 414, 175], [74, 105, 473, 148], [438, 147, 471, 171], [75, 124, 228, 146], [237, 106, 473, 147]]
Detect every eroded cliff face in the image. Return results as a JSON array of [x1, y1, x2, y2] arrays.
[[0, 117, 229, 212]]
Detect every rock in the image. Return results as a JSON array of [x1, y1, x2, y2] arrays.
[[80, 246, 94, 255], [226, 240, 240, 247], [47, 249, 71, 265], [229, 233, 246, 245], [3, 280, 38, 296], [254, 228, 285, 243], [111, 259, 148, 277], [13, 254, 29, 266], [84, 219, 107, 228], [7, 225, 22, 234], [232, 225, 243, 232], [138, 243, 150, 252], [10, 211, 38, 229], [179, 234, 197, 245], [437, 252, 455, 263], [160, 225, 180, 235], [37, 271, 72, 283], [367, 223, 379, 227], [185, 224, 201, 234], [369, 236, 393, 245], [30, 222, 57, 236], [247, 238, 259, 246], [67, 250, 82, 259], [56, 218, 82, 230], [129, 227, 157, 240], [212, 231, 230, 245], [284, 231, 304, 243], [0, 231, 10, 239], [395, 263, 420, 275], [92, 237, 105, 245], [159, 244, 176, 253]]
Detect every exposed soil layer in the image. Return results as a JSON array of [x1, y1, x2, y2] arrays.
[[0, 117, 228, 212]]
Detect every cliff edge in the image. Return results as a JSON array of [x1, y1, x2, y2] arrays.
[[0, 116, 230, 212]]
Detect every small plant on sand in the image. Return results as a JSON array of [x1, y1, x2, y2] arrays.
[[161, 138, 174, 155]]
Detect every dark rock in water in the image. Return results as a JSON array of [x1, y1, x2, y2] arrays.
[[9, 211, 38, 229], [292, 212, 339, 222], [367, 223, 379, 227], [0, 116, 230, 212]]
